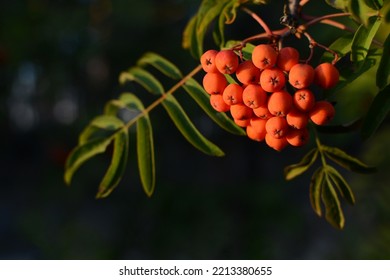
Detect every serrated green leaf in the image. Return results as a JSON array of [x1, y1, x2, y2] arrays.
[[322, 33, 354, 63], [361, 84, 390, 139], [79, 115, 124, 145], [163, 94, 224, 156], [351, 17, 382, 64], [326, 166, 356, 205], [322, 174, 345, 229], [182, 78, 245, 136], [284, 148, 319, 180], [323, 145, 377, 173], [64, 137, 113, 185], [96, 130, 129, 199], [137, 52, 183, 80], [376, 33, 390, 89], [309, 167, 325, 217], [119, 67, 164, 95]]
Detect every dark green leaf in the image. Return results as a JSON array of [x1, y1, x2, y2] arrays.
[[364, 0, 383, 10], [382, 1, 390, 23], [309, 167, 325, 217], [79, 115, 124, 145], [284, 148, 319, 180], [376, 33, 390, 89], [351, 17, 382, 64], [213, 0, 240, 48], [182, 15, 199, 58], [315, 118, 363, 134], [326, 166, 356, 205], [96, 130, 129, 199], [119, 67, 164, 95], [225, 41, 255, 60], [163, 94, 224, 156], [104, 99, 127, 116], [182, 78, 245, 136], [322, 174, 345, 229], [323, 145, 377, 173], [361, 84, 390, 139], [322, 33, 354, 63], [64, 137, 113, 185], [137, 52, 183, 80]]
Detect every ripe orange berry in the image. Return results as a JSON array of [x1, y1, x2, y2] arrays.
[[222, 83, 243, 105], [265, 133, 288, 151], [293, 89, 315, 112], [253, 104, 272, 120], [286, 109, 309, 129], [210, 94, 230, 112], [276, 47, 300, 72], [267, 90, 293, 117], [236, 60, 261, 84], [314, 62, 340, 89], [242, 84, 267, 109], [202, 72, 227, 95], [286, 128, 309, 147], [215, 50, 239, 74], [266, 116, 289, 139], [200, 49, 219, 73], [260, 68, 286, 92], [289, 63, 315, 89], [252, 44, 278, 70], [309, 101, 335, 125], [246, 118, 267, 141], [234, 118, 250, 127], [230, 103, 253, 120]]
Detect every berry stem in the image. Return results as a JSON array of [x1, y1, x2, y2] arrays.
[[241, 7, 274, 37]]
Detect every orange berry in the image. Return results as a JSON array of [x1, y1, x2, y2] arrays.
[[253, 104, 272, 120], [200, 49, 219, 73], [252, 44, 278, 70], [260, 67, 286, 92], [293, 89, 315, 112], [289, 63, 315, 89], [210, 94, 230, 112], [202, 72, 227, 95], [234, 118, 250, 127], [276, 47, 300, 72], [309, 101, 335, 125], [236, 60, 261, 84], [242, 84, 267, 109], [215, 50, 239, 74], [265, 133, 288, 151], [267, 90, 293, 117], [314, 62, 340, 89], [222, 83, 243, 105], [286, 128, 310, 147], [286, 109, 309, 129], [246, 118, 267, 141], [230, 103, 253, 120], [265, 116, 289, 139]]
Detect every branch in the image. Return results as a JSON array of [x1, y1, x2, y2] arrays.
[[241, 7, 274, 37]]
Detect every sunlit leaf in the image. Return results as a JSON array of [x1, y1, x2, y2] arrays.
[[119, 67, 164, 95], [349, 0, 379, 24], [182, 15, 199, 58], [96, 130, 129, 199], [363, 0, 383, 10], [361, 84, 390, 139], [322, 145, 377, 173], [137, 52, 183, 80], [309, 167, 325, 217], [322, 33, 354, 63], [376, 33, 390, 89], [284, 148, 318, 180], [325, 0, 350, 10], [64, 137, 113, 186], [326, 166, 356, 205], [322, 174, 345, 229], [213, 0, 241, 48], [79, 115, 124, 145], [104, 99, 127, 116], [182, 78, 245, 136]]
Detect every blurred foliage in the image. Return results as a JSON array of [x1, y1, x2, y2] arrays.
[[0, 0, 389, 259]]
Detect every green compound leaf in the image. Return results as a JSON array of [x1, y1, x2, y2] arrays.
[[309, 167, 325, 217], [349, 0, 379, 25], [325, 0, 350, 11], [376, 33, 390, 90], [64, 137, 113, 186], [382, 1, 390, 23], [322, 145, 377, 173], [351, 16, 382, 65], [284, 148, 318, 180], [326, 166, 356, 205], [182, 78, 245, 136], [79, 115, 124, 145], [96, 130, 129, 199], [322, 33, 354, 63], [213, 0, 241, 48], [363, 0, 383, 10], [137, 52, 183, 80], [119, 67, 164, 95], [182, 15, 199, 58], [362, 84, 390, 139], [322, 174, 345, 229]]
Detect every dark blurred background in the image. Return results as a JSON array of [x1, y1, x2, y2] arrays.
[[0, 0, 389, 259]]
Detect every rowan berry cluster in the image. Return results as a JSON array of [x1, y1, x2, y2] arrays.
[[200, 44, 339, 151]]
